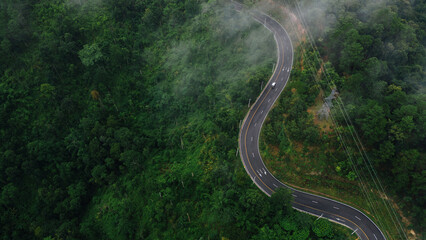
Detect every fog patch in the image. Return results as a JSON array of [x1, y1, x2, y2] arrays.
[[162, 1, 276, 101]]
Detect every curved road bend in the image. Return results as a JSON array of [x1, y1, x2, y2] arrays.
[[233, 2, 386, 240]]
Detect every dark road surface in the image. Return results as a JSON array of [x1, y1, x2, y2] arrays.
[[234, 2, 386, 239]]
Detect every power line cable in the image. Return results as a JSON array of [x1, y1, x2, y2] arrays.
[[291, 1, 408, 238], [282, 6, 386, 231]]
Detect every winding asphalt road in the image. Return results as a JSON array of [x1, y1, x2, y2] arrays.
[[233, 2, 387, 240]]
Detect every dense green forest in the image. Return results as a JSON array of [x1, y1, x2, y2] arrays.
[[259, 0, 425, 237], [0, 0, 361, 239]]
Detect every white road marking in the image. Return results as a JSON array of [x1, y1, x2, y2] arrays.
[[373, 234, 378, 240], [333, 206, 339, 210], [282, 68, 284, 71], [268, 99, 271, 102], [287, 69, 290, 72], [275, 88, 278, 91], [351, 228, 358, 235], [292, 194, 297, 197], [262, 168, 266, 174], [273, 183, 278, 188], [312, 201, 318, 204], [260, 110, 263, 114], [355, 216, 361, 221], [252, 153, 255, 157], [336, 217, 345, 222], [254, 122, 257, 127], [251, 137, 253, 141]]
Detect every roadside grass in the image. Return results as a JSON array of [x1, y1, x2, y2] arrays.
[[260, 116, 405, 240]]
